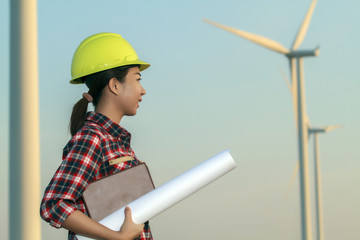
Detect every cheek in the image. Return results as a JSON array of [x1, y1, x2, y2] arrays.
[[121, 87, 138, 103]]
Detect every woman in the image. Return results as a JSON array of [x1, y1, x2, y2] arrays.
[[40, 33, 153, 240]]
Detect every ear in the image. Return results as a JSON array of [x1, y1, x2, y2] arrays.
[[108, 78, 119, 95]]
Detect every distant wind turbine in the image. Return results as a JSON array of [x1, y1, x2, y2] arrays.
[[204, 0, 318, 239], [282, 63, 341, 240], [309, 126, 341, 240]]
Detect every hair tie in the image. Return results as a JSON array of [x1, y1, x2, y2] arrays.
[[82, 92, 93, 102]]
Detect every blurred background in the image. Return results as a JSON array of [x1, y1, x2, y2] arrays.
[[1, 0, 359, 239]]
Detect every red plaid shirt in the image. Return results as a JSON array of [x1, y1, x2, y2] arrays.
[[40, 111, 153, 240]]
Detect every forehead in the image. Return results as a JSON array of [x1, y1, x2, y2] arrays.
[[127, 66, 141, 76]]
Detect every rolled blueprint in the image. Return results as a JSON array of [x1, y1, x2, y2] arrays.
[[78, 150, 235, 240]]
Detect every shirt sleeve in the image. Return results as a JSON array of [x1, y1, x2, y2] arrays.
[[40, 129, 103, 228]]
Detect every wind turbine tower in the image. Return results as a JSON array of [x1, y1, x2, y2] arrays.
[[204, 0, 318, 239], [309, 126, 341, 240]]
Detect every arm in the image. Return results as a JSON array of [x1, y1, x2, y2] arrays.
[[40, 130, 103, 228], [62, 207, 144, 240], [40, 130, 108, 229]]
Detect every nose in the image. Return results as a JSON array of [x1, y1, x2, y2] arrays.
[[141, 85, 146, 96]]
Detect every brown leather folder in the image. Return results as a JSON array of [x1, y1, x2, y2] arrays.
[[82, 162, 155, 222]]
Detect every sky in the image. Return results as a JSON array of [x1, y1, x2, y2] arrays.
[[1, 0, 359, 239]]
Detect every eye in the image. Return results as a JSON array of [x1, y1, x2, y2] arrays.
[[137, 78, 142, 81]]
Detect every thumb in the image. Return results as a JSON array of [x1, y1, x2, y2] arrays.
[[124, 206, 132, 223]]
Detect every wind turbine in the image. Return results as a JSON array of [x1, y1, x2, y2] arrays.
[[203, 0, 318, 239], [308, 126, 341, 240], [281, 63, 341, 240]]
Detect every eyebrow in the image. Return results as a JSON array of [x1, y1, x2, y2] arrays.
[[135, 72, 141, 77]]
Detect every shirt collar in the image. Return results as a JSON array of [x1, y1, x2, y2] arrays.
[[85, 111, 131, 140]]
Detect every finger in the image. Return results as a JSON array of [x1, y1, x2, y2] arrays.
[[124, 206, 132, 222]]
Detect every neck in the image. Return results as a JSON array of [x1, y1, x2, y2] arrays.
[[95, 102, 124, 124]]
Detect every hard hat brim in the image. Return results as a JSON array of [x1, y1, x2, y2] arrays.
[[70, 61, 150, 84]]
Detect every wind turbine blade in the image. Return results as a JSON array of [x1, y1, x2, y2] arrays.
[[284, 161, 299, 201], [279, 65, 292, 92], [289, 58, 298, 130], [203, 18, 290, 54], [324, 125, 343, 132], [291, 0, 317, 50], [306, 115, 311, 129], [279, 64, 299, 130]]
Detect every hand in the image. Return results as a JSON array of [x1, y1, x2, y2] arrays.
[[119, 206, 144, 240]]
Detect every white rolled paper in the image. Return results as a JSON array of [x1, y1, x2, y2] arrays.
[[78, 150, 235, 240]]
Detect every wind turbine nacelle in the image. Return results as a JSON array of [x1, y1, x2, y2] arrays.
[[309, 125, 343, 134], [287, 47, 320, 58]]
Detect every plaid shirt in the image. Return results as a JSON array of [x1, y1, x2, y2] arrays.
[[40, 111, 153, 240]]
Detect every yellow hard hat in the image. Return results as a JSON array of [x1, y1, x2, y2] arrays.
[[70, 33, 150, 84]]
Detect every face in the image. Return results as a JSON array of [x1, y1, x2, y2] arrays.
[[115, 66, 146, 116]]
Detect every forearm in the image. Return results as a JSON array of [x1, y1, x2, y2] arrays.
[[61, 210, 130, 240]]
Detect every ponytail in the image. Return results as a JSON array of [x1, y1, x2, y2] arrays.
[[70, 97, 89, 136], [69, 65, 137, 136]]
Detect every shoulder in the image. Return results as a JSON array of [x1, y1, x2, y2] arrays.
[[63, 123, 107, 154]]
